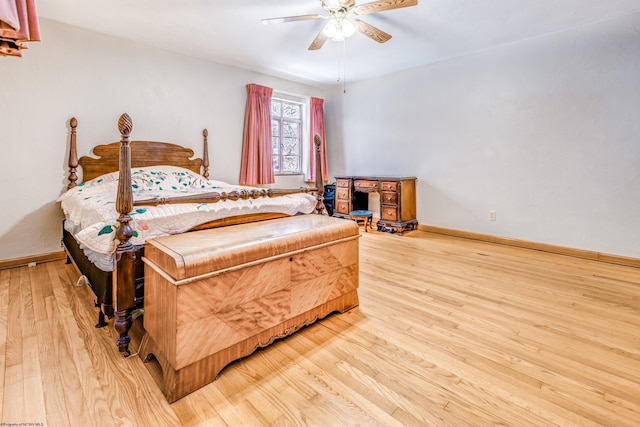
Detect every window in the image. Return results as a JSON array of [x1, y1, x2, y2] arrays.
[[271, 97, 305, 175]]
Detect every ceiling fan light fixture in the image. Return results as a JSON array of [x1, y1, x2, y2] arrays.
[[322, 19, 338, 38], [341, 18, 356, 37], [322, 17, 356, 41]]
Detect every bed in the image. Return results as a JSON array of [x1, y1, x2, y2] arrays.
[[60, 113, 326, 356]]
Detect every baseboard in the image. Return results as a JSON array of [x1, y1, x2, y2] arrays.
[[418, 224, 640, 269], [0, 251, 68, 271]]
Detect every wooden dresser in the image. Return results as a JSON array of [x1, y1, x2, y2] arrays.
[[333, 176, 418, 234]]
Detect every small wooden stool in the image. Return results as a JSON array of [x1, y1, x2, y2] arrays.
[[349, 210, 373, 232]]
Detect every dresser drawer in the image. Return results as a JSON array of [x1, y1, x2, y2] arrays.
[[354, 180, 379, 191], [336, 179, 350, 188], [336, 202, 350, 214], [380, 181, 397, 191], [336, 189, 350, 200], [381, 206, 398, 221], [381, 191, 397, 205]]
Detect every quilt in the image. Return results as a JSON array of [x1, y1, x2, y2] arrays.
[[59, 165, 317, 257]]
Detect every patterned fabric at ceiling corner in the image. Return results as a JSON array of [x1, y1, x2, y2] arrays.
[[240, 83, 275, 185], [309, 97, 328, 183], [0, 0, 41, 57]]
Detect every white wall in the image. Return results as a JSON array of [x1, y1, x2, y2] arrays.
[[326, 12, 640, 258], [0, 19, 324, 261]]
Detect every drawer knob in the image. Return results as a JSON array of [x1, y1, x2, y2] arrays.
[[386, 196, 392, 201]]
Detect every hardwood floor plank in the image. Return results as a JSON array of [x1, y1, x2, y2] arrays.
[[196, 382, 247, 426], [35, 313, 72, 427], [0, 269, 10, 419], [2, 364, 24, 424], [29, 261, 53, 322], [6, 269, 23, 367], [2, 229, 639, 426], [21, 335, 46, 425], [19, 267, 37, 338], [175, 390, 226, 426]]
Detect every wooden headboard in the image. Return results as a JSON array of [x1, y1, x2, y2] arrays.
[[67, 116, 210, 188]]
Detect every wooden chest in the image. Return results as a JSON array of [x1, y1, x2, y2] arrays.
[[139, 215, 360, 402]]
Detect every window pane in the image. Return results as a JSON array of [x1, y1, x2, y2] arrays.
[[271, 120, 280, 137], [282, 156, 299, 173], [272, 137, 280, 154], [282, 103, 300, 119], [273, 155, 280, 172], [283, 138, 299, 155], [283, 122, 299, 138], [271, 101, 281, 117]]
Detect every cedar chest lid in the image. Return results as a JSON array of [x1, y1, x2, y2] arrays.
[[144, 215, 360, 281]]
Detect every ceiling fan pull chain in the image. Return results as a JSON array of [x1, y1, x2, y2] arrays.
[[342, 38, 347, 94], [336, 39, 342, 83]]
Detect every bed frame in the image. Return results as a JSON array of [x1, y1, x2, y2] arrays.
[[64, 113, 326, 356]]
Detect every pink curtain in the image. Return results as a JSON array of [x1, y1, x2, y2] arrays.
[[0, 0, 41, 57], [309, 97, 328, 183], [240, 84, 275, 185]]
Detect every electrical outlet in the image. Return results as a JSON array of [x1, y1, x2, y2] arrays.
[[489, 211, 496, 221]]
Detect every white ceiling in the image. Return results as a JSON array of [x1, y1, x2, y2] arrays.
[[37, 0, 640, 86]]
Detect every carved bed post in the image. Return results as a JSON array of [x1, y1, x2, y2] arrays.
[[113, 113, 136, 357], [67, 117, 79, 190], [202, 129, 210, 179], [314, 134, 326, 215]]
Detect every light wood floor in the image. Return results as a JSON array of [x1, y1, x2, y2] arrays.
[[1, 229, 639, 426]]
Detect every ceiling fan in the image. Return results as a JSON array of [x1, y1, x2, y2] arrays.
[[262, 0, 418, 50]]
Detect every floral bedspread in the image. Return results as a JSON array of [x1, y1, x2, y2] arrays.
[[59, 166, 316, 255]]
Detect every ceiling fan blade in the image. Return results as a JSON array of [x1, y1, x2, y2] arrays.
[[351, 0, 418, 16], [308, 29, 329, 50], [351, 19, 392, 43], [261, 14, 325, 25]]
